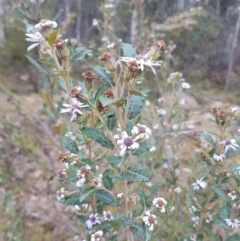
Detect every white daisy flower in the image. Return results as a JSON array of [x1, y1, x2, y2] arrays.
[[131, 123, 152, 140], [60, 99, 89, 121], [174, 187, 181, 193], [103, 211, 114, 222], [116, 131, 139, 157], [120, 55, 161, 75], [228, 191, 237, 201], [76, 165, 91, 187], [192, 177, 207, 191], [56, 188, 65, 201], [225, 218, 240, 229], [157, 108, 166, 116], [143, 211, 157, 231], [149, 146, 156, 153], [219, 139, 239, 153], [181, 82, 191, 89], [117, 193, 123, 198], [86, 213, 101, 229], [92, 19, 99, 26], [25, 32, 45, 51], [91, 230, 103, 241], [213, 153, 225, 162], [152, 197, 167, 213], [230, 107, 238, 113]]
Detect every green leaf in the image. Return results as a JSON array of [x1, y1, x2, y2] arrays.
[[201, 132, 216, 146], [99, 96, 122, 107], [64, 193, 81, 205], [133, 141, 152, 155], [96, 190, 116, 205], [52, 9, 64, 21], [138, 189, 148, 208], [92, 65, 115, 86], [227, 234, 240, 241], [121, 43, 137, 58], [225, 149, 240, 158], [123, 217, 134, 226], [203, 227, 219, 241], [62, 136, 79, 154], [219, 204, 231, 220], [130, 222, 144, 240], [81, 127, 114, 149], [16, 6, 34, 20], [43, 104, 55, 123], [48, 30, 60, 46], [95, 84, 108, 100], [79, 188, 97, 202], [80, 158, 96, 171], [128, 95, 145, 119], [231, 162, 240, 174], [106, 110, 117, 131], [122, 167, 151, 182], [70, 47, 92, 64], [26, 55, 47, 75], [58, 76, 73, 92], [107, 155, 128, 167], [211, 185, 229, 203], [126, 120, 134, 136], [102, 176, 114, 190]]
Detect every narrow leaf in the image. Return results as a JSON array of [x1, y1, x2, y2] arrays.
[[96, 190, 115, 205], [128, 95, 145, 119], [121, 43, 137, 58], [79, 188, 97, 202], [211, 185, 229, 204], [62, 136, 79, 154], [81, 127, 114, 149], [92, 65, 115, 86], [26, 55, 47, 75], [122, 167, 151, 182], [99, 96, 123, 107]]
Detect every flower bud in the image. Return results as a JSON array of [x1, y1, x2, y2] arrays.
[[146, 40, 166, 61], [70, 86, 88, 103], [100, 52, 116, 72], [103, 88, 114, 99], [123, 60, 141, 81], [96, 100, 110, 113], [82, 71, 96, 91], [53, 38, 69, 60]]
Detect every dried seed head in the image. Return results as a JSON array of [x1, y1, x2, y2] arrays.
[[69, 86, 87, 102], [57, 152, 68, 163], [82, 71, 96, 91], [123, 60, 141, 81], [104, 88, 114, 99], [96, 100, 110, 113], [35, 19, 57, 39], [100, 52, 116, 72], [53, 38, 69, 60], [147, 40, 166, 61]]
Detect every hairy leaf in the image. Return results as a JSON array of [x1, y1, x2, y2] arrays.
[[121, 43, 137, 58], [122, 167, 151, 182], [79, 188, 97, 202], [70, 47, 92, 64], [62, 136, 79, 154], [92, 65, 115, 86], [81, 127, 114, 149], [128, 95, 145, 119], [96, 190, 116, 205]]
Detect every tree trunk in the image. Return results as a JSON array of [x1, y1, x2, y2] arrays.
[[224, 7, 240, 89], [130, 0, 138, 46], [76, 0, 82, 43], [177, 0, 185, 9], [0, 0, 5, 48]]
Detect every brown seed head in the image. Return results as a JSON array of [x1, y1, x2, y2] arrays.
[[53, 38, 69, 59], [152, 40, 167, 51], [82, 71, 96, 81], [57, 152, 68, 163], [96, 100, 110, 113], [104, 88, 114, 99], [100, 52, 114, 61]]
